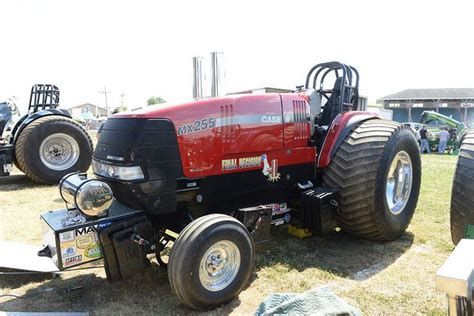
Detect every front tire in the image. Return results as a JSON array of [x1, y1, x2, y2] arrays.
[[168, 214, 255, 310], [323, 119, 421, 241], [450, 131, 474, 245], [14, 115, 93, 184]]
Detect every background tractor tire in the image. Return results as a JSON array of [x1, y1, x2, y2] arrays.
[[168, 214, 255, 310], [323, 119, 421, 241], [15, 115, 93, 184], [450, 130, 474, 245]]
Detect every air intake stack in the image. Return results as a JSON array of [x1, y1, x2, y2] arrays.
[[210, 52, 225, 98], [192, 52, 225, 100], [192, 57, 203, 100]]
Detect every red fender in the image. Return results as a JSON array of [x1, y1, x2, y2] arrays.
[[317, 111, 380, 168]]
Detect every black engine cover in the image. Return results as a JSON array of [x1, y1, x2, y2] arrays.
[[93, 118, 183, 215]]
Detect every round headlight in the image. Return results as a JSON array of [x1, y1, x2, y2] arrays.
[[59, 173, 114, 217], [76, 180, 114, 217]]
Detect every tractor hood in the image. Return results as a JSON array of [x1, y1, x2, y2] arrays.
[[92, 93, 288, 214], [113, 94, 272, 121], [97, 93, 285, 171]]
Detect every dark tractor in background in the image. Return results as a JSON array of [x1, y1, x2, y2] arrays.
[[0, 84, 93, 184], [450, 130, 474, 245]]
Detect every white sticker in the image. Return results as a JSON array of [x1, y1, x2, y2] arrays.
[[60, 231, 74, 242], [272, 219, 285, 226]]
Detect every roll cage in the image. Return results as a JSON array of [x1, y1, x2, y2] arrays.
[[305, 62, 359, 126], [28, 84, 60, 113]]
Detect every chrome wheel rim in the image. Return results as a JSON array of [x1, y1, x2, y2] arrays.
[[386, 151, 413, 215], [199, 240, 241, 292], [39, 133, 80, 171]]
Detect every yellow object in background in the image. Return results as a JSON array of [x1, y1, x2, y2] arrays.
[[288, 225, 313, 239]]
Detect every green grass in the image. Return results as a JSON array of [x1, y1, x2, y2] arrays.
[[0, 154, 457, 314]]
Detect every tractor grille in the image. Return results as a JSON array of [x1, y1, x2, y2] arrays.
[[220, 104, 235, 143], [293, 100, 307, 140], [93, 118, 182, 215]]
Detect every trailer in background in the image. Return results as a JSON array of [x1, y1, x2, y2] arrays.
[[368, 106, 393, 120]]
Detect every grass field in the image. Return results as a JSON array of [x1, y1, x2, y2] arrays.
[[0, 154, 457, 314]]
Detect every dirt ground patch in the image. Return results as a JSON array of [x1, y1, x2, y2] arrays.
[[0, 154, 456, 314]]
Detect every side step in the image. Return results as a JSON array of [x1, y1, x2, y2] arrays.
[[0, 240, 59, 273]]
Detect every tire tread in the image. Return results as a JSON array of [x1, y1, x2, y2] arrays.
[[323, 120, 417, 241], [450, 130, 474, 245], [15, 115, 93, 184], [168, 214, 254, 310]]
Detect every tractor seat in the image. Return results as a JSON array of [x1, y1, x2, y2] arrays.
[[318, 77, 342, 126]]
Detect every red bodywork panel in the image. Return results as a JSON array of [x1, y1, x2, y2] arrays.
[[114, 93, 315, 178], [114, 94, 378, 177]]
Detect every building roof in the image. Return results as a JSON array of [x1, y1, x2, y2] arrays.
[[378, 88, 474, 101], [68, 103, 106, 110]]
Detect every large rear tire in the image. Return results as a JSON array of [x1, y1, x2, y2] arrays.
[[450, 131, 474, 245], [15, 116, 93, 184], [168, 214, 255, 310], [323, 119, 421, 241]]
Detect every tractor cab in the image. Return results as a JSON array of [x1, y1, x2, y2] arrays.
[[301, 62, 359, 144]]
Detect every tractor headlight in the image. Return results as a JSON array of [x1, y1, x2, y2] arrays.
[[59, 173, 113, 217], [92, 160, 145, 181]]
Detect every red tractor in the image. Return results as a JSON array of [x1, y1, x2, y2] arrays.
[[37, 62, 421, 310]]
